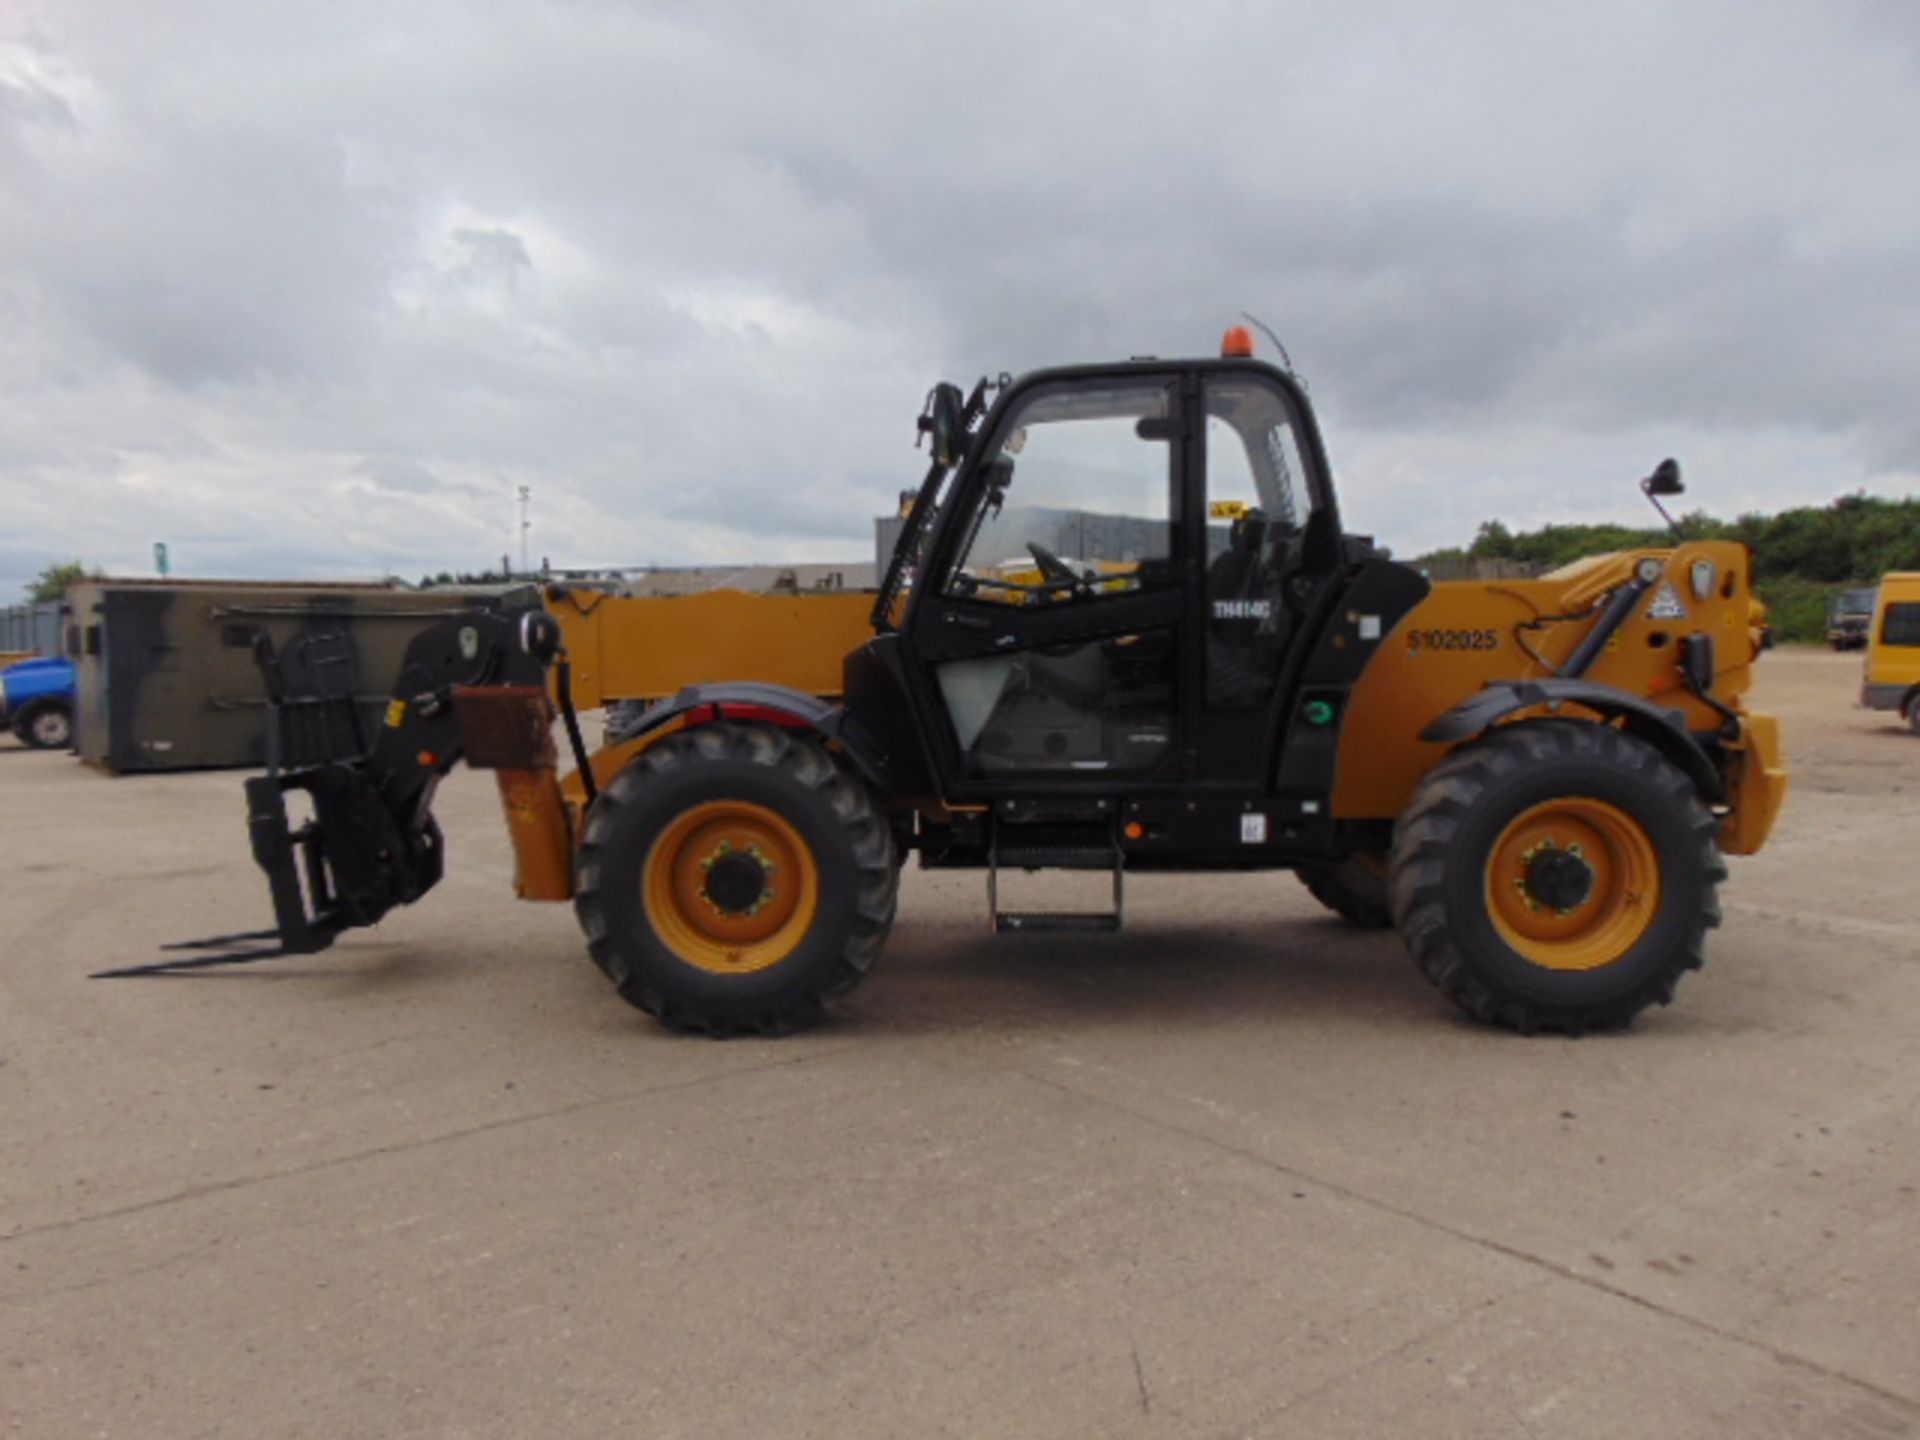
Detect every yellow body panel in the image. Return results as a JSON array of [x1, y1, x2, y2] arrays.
[[525, 589, 877, 889], [558, 722, 686, 819], [0, 650, 35, 670], [1720, 710, 1787, 855], [1333, 541, 1771, 820], [545, 588, 874, 711], [1864, 573, 1920, 698], [493, 767, 575, 901]]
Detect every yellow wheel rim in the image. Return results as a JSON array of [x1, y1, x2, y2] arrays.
[[642, 801, 819, 975], [1485, 798, 1660, 972]]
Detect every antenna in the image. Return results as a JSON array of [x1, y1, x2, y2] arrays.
[[1239, 311, 1303, 387], [517, 485, 531, 575]]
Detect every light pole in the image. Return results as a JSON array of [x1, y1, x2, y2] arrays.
[[517, 485, 531, 577]]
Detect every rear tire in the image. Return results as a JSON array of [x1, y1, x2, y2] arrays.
[[15, 701, 72, 750], [1389, 720, 1724, 1035], [1297, 853, 1393, 928], [574, 723, 897, 1036]]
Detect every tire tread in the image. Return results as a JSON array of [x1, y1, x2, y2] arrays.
[[1389, 719, 1724, 1035], [573, 724, 897, 1036]]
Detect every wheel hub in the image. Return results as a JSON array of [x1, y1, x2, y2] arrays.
[[700, 845, 776, 917], [1485, 798, 1661, 972], [643, 800, 818, 976], [1522, 844, 1594, 912]]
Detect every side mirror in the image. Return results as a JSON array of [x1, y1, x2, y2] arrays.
[[1639, 457, 1685, 535], [1642, 458, 1684, 497], [918, 383, 966, 468]]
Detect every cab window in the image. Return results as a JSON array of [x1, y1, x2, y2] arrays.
[[1203, 377, 1319, 706], [944, 380, 1175, 607], [1882, 602, 1920, 647]]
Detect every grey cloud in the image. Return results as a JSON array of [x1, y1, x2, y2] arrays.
[[0, 69, 76, 143], [354, 455, 444, 495], [2, 0, 1918, 597], [448, 227, 531, 291]]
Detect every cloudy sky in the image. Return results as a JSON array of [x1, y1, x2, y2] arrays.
[[2, 0, 1917, 596]]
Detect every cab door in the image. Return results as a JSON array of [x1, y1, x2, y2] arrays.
[[904, 373, 1189, 790], [1191, 370, 1345, 783]]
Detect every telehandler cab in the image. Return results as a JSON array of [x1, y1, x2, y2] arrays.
[[125, 328, 1787, 1036]]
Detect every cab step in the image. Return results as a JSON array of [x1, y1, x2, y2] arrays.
[[993, 845, 1115, 870], [988, 823, 1124, 934], [994, 910, 1122, 934]]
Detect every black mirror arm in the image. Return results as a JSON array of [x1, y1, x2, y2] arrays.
[[1640, 457, 1685, 536]]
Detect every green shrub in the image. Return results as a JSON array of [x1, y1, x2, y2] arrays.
[[1751, 575, 1836, 645]]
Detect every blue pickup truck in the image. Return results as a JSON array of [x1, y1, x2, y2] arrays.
[[0, 655, 76, 749]]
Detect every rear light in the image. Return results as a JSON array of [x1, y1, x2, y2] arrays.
[[715, 702, 813, 729]]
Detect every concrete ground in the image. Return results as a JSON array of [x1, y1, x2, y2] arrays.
[[2, 647, 1916, 1439]]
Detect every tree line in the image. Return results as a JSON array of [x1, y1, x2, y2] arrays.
[[1416, 493, 1920, 643]]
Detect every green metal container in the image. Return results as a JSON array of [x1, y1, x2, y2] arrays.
[[66, 579, 516, 773]]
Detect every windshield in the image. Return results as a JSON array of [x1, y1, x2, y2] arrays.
[[1835, 587, 1876, 617]]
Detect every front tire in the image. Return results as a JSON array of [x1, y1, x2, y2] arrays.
[[15, 701, 72, 750], [574, 723, 897, 1036], [1389, 720, 1725, 1035]]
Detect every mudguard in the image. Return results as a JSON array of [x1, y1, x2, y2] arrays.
[[1420, 678, 1723, 801], [612, 681, 890, 788]]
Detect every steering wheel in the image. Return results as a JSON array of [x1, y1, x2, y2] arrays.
[[1026, 542, 1092, 598]]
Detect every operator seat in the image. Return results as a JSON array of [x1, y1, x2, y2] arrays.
[[1206, 512, 1299, 706], [1206, 513, 1267, 602]]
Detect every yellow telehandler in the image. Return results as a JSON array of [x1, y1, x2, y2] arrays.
[[128, 329, 1787, 1036]]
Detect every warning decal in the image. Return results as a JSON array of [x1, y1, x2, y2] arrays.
[[1646, 584, 1686, 621]]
